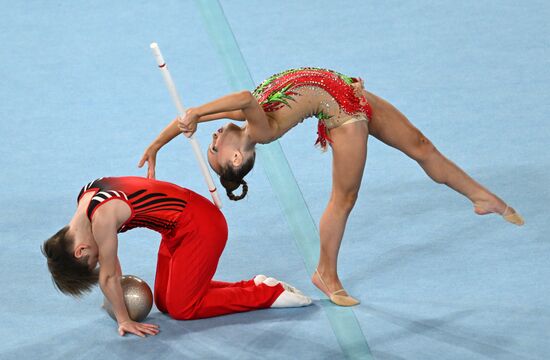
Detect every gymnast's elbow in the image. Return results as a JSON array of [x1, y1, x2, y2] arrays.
[[236, 90, 254, 107]]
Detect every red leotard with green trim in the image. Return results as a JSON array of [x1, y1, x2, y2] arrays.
[[252, 67, 372, 148]]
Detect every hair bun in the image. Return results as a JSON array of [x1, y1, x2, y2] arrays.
[[220, 177, 248, 201], [218, 151, 255, 201]]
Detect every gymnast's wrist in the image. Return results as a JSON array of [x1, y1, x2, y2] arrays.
[[117, 316, 131, 325], [188, 107, 204, 119], [148, 141, 162, 151]]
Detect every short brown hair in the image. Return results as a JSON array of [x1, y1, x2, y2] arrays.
[[41, 226, 99, 297]]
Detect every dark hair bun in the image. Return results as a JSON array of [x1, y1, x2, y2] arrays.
[[220, 177, 248, 201]]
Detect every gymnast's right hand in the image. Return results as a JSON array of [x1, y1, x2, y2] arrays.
[[118, 320, 160, 338], [138, 145, 158, 179], [178, 108, 199, 138]]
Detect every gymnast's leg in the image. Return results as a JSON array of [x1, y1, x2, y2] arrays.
[[154, 194, 310, 320], [153, 240, 171, 313], [312, 120, 368, 306], [364, 90, 523, 225], [153, 240, 260, 313], [209, 275, 278, 289], [209, 279, 256, 288]]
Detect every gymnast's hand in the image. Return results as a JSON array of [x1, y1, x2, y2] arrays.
[[351, 77, 365, 98], [118, 320, 160, 338], [138, 146, 158, 179], [178, 108, 199, 138]]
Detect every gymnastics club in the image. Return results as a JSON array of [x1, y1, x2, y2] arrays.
[[150, 42, 222, 209]]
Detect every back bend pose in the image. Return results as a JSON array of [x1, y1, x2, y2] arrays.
[[42, 176, 311, 337], [139, 67, 524, 307]]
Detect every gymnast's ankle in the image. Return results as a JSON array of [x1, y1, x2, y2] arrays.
[[472, 194, 506, 215]]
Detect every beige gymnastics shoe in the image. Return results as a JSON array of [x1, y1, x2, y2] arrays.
[[314, 270, 360, 307]]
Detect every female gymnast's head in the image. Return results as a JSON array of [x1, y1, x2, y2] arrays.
[[206, 122, 256, 201], [41, 225, 99, 297]]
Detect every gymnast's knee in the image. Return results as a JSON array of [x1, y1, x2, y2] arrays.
[[408, 132, 437, 162], [166, 301, 197, 320], [332, 191, 359, 213]]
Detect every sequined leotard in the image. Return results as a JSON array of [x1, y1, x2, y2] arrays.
[[252, 67, 372, 149]]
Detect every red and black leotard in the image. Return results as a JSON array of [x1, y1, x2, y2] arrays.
[[77, 176, 190, 234], [77, 177, 284, 319]]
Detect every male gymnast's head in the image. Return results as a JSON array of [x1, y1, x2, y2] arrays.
[[42, 224, 99, 297]]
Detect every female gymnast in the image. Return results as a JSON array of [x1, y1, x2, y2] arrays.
[[139, 67, 524, 307], [42, 176, 311, 337]]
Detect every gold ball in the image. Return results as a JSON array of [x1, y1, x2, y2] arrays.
[[103, 275, 153, 322]]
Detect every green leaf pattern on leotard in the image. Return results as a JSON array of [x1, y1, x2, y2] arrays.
[[252, 68, 299, 98], [337, 72, 355, 85], [253, 67, 356, 111], [264, 83, 298, 108], [315, 110, 333, 121]]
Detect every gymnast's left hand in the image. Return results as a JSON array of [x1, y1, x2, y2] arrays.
[[118, 320, 160, 337], [138, 146, 158, 179], [178, 108, 199, 138]]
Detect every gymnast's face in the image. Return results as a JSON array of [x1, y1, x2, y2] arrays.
[[207, 122, 245, 175]]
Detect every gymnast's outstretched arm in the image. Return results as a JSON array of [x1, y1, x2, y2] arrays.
[[139, 109, 245, 178], [179, 90, 275, 142]]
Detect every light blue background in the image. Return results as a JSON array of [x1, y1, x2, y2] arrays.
[[0, 1, 548, 359]]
